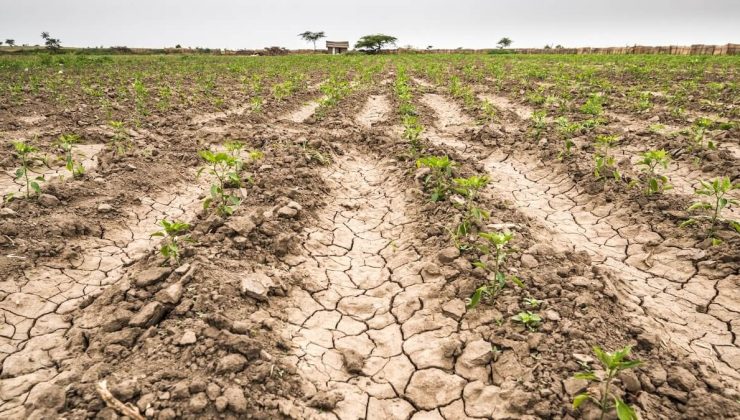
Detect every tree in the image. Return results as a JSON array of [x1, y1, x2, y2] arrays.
[[41, 32, 61, 52], [354, 34, 397, 54], [497, 37, 512, 49], [298, 31, 326, 51], [5, 39, 15, 47]]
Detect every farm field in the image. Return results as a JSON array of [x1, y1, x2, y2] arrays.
[[0, 52, 739, 419]]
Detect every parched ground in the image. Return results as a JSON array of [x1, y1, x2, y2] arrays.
[[0, 54, 739, 420]]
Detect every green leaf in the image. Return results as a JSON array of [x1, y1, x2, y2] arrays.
[[150, 231, 165, 237], [466, 286, 485, 309], [572, 393, 590, 409], [30, 182, 41, 193], [679, 219, 696, 228], [574, 371, 599, 381], [509, 275, 525, 288], [614, 397, 638, 420]]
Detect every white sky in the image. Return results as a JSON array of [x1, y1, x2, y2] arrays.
[[1, 0, 738, 50]]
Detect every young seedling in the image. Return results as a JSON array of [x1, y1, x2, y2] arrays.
[[480, 100, 497, 124], [636, 150, 671, 195], [109, 120, 130, 156], [13, 140, 45, 197], [467, 231, 525, 309], [452, 175, 490, 236], [680, 177, 739, 243], [512, 311, 542, 331], [197, 149, 242, 216], [572, 346, 642, 420], [416, 156, 456, 202], [556, 117, 578, 159], [151, 219, 191, 265], [524, 297, 542, 309], [688, 117, 716, 151], [580, 94, 604, 117], [250, 96, 263, 113], [55, 133, 85, 178], [593, 134, 620, 181], [529, 110, 547, 140]]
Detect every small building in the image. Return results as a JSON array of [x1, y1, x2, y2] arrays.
[[326, 41, 349, 55]]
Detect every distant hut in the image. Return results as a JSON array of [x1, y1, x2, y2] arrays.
[[326, 41, 349, 55]]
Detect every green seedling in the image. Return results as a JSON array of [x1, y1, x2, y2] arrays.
[[416, 156, 456, 202], [636, 150, 671, 195], [580, 94, 604, 116], [688, 117, 716, 151], [556, 117, 579, 159], [452, 175, 490, 236], [197, 149, 242, 216], [530, 110, 547, 140], [151, 219, 191, 265], [250, 96, 263, 113], [55, 133, 85, 178], [109, 120, 130, 156], [467, 231, 525, 309], [512, 311, 542, 331], [593, 134, 620, 181], [573, 346, 642, 420], [13, 140, 45, 197], [480, 100, 497, 124], [680, 177, 739, 243], [524, 297, 542, 309]]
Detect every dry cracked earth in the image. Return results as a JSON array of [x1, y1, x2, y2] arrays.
[[1, 73, 739, 420]]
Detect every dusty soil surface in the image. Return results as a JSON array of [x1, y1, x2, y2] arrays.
[[1, 57, 739, 420]]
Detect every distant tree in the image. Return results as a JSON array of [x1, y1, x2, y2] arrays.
[[5, 39, 15, 47], [298, 31, 326, 51], [426, 45, 433, 50], [175, 44, 182, 49], [555, 44, 564, 49], [355, 34, 397, 54], [0, 41, 3, 46], [41, 31, 61, 52], [497, 37, 512, 49], [544, 44, 552, 50]]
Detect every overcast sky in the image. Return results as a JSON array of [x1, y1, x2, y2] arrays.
[[1, 0, 738, 50]]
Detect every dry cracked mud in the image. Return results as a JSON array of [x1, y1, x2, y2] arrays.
[[419, 90, 740, 385], [2, 68, 738, 420], [271, 151, 516, 419], [0, 177, 205, 415]]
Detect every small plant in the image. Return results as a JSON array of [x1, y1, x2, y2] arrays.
[[556, 117, 579, 159], [529, 110, 548, 140], [452, 175, 490, 236], [467, 231, 525, 309], [250, 96, 263, 113], [197, 149, 242, 216], [151, 219, 191, 265], [512, 311, 542, 331], [480, 100, 497, 124], [109, 121, 130, 156], [688, 117, 716, 151], [636, 150, 671, 195], [13, 140, 45, 197], [55, 133, 85, 178], [524, 297, 542, 309], [580, 94, 604, 116], [416, 156, 456, 202], [680, 177, 739, 243], [593, 134, 620, 181], [572, 346, 642, 420]]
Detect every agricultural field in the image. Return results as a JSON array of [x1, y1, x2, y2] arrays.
[[0, 52, 739, 419]]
